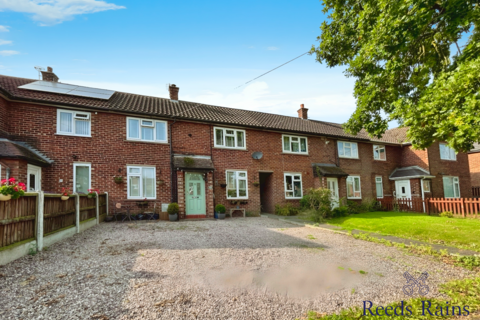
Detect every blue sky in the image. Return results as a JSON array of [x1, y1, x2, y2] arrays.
[[0, 0, 360, 124]]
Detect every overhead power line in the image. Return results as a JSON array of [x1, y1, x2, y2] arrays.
[[234, 51, 310, 89]]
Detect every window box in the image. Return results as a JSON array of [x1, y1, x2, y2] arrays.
[[127, 117, 167, 143], [226, 170, 248, 199], [338, 141, 359, 159], [57, 109, 91, 137], [282, 135, 308, 154], [127, 166, 156, 199], [346, 176, 361, 199], [214, 127, 246, 149], [373, 145, 386, 160], [284, 173, 303, 199]]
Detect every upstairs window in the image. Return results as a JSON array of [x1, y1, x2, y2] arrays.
[[346, 176, 361, 199], [283, 135, 308, 154], [439, 143, 456, 160], [373, 145, 386, 160], [214, 127, 246, 149], [338, 141, 359, 159], [226, 170, 248, 199], [57, 109, 91, 137], [127, 118, 167, 143]]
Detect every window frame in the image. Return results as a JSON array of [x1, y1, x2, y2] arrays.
[[126, 117, 168, 143], [214, 127, 247, 150], [375, 176, 383, 199], [126, 166, 157, 200], [284, 173, 303, 199], [73, 163, 91, 193], [422, 180, 431, 193], [443, 176, 460, 198], [57, 109, 92, 137], [282, 135, 308, 154], [439, 143, 457, 161], [373, 145, 386, 161], [346, 175, 362, 199], [225, 170, 248, 199], [338, 141, 359, 159]]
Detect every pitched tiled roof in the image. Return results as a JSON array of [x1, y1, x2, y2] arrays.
[[0, 74, 407, 144], [0, 139, 53, 166], [173, 156, 214, 170], [389, 166, 434, 180], [312, 163, 349, 177]]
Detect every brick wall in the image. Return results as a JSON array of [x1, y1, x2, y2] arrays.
[[400, 145, 429, 170], [468, 152, 480, 186], [0, 96, 8, 138]]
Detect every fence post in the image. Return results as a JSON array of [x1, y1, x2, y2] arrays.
[[462, 198, 466, 218], [36, 191, 44, 252], [95, 191, 99, 225], [75, 193, 80, 233], [105, 192, 109, 217]]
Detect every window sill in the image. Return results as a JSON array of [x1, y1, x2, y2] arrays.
[[227, 198, 249, 200], [125, 198, 157, 201], [285, 197, 302, 200], [347, 197, 362, 200], [281, 152, 309, 156], [339, 157, 360, 160], [55, 133, 91, 138], [124, 140, 169, 145], [374, 159, 387, 161], [214, 146, 248, 151], [440, 159, 457, 161]]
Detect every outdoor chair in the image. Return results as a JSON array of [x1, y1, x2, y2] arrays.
[[144, 203, 156, 221], [112, 202, 131, 222]]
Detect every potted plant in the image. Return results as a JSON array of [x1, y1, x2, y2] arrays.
[[252, 181, 260, 187], [167, 203, 179, 221], [61, 188, 70, 200], [114, 176, 123, 184], [215, 204, 226, 220], [87, 189, 99, 198], [219, 181, 227, 188], [157, 179, 165, 186], [0, 178, 26, 201]]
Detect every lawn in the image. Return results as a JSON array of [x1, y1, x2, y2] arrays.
[[327, 211, 480, 251]]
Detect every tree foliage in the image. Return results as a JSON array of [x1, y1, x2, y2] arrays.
[[312, 0, 480, 151]]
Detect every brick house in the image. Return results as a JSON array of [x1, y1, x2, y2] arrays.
[[468, 143, 480, 187], [0, 69, 472, 218]]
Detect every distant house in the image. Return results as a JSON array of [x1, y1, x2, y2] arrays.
[[0, 68, 472, 218], [468, 143, 480, 187]]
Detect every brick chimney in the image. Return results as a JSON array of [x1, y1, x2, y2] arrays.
[[41, 66, 59, 82], [169, 84, 179, 101], [297, 104, 308, 119]]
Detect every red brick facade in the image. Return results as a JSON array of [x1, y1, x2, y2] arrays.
[[0, 94, 473, 216], [468, 152, 480, 187]]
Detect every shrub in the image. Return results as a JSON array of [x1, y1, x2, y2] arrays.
[[346, 200, 361, 214], [361, 197, 380, 212], [275, 203, 299, 216], [440, 211, 454, 218], [302, 188, 333, 222], [332, 206, 349, 218], [299, 194, 311, 209], [215, 204, 226, 213], [167, 203, 179, 215]]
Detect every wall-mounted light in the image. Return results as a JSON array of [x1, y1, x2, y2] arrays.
[[72, 154, 78, 160], [325, 140, 330, 144]]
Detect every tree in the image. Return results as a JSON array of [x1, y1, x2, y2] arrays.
[[312, 0, 480, 151]]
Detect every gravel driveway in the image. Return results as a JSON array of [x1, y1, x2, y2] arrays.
[[0, 218, 474, 320]]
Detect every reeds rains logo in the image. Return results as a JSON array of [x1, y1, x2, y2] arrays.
[[363, 272, 471, 317]]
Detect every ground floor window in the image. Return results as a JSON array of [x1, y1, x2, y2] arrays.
[[375, 177, 383, 198], [346, 176, 361, 199], [73, 163, 91, 194], [226, 170, 248, 199], [422, 180, 431, 193], [284, 173, 302, 199], [127, 166, 156, 199], [443, 176, 460, 198]]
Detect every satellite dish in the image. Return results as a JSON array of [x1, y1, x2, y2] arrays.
[[252, 151, 263, 160]]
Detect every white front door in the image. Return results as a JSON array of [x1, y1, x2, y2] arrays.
[[27, 164, 42, 192], [327, 177, 339, 208], [395, 180, 411, 200]]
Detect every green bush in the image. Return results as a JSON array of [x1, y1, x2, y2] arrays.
[[299, 194, 311, 209], [167, 203, 179, 215], [302, 188, 333, 222], [440, 211, 454, 218], [332, 206, 349, 218], [275, 203, 299, 216], [362, 197, 380, 212], [215, 204, 226, 213]]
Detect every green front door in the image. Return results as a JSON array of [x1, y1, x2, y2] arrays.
[[185, 172, 206, 215]]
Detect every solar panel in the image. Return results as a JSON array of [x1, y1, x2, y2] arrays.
[[18, 80, 115, 100]]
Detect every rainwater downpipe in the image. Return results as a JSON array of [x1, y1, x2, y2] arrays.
[[421, 177, 425, 213], [169, 117, 177, 204]]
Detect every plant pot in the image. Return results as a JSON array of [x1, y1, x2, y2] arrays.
[[220, 183, 227, 188], [61, 195, 69, 201], [169, 213, 178, 221], [157, 180, 164, 185], [105, 216, 114, 222], [253, 182, 260, 187], [153, 213, 160, 220], [214, 212, 218, 219], [217, 213, 226, 220], [0, 194, 11, 201]]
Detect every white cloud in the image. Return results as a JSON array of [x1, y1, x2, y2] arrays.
[[0, 0, 125, 25], [267, 46, 279, 51], [0, 25, 9, 32], [0, 39, 12, 45], [0, 50, 19, 56]]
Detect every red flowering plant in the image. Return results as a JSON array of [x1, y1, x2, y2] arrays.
[[87, 189, 99, 198], [61, 187, 71, 197], [0, 177, 26, 199]]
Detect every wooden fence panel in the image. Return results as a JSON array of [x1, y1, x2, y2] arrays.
[[0, 195, 37, 248], [43, 196, 76, 235], [98, 194, 107, 216], [79, 196, 96, 222]]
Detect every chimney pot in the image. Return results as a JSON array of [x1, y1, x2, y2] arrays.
[[41, 66, 59, 82], [169, 84, 179, 101], [47, 66, 53, 72], [297, 104, 308, 120]]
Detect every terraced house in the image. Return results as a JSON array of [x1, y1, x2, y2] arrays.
[[0, 69, 472, 218]]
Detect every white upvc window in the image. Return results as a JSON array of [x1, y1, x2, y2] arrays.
[[226, 170, 248, 199], [57, 109, 91, 137], [375, 177, 383, 198], [214, 127, 246, 149], [127, 166, 156, 199], [443, 176, 460, 198], [373, 145, 386, 160], [439, 143, 456, 160], [338, 141, 359, 159], [127, 117, 168, 143], [73, 163, 91, 194], [282, 135, 308, 154], [284, 173, 303, 199], [346, 176, 361, 199], [422, 180, 431, 192]]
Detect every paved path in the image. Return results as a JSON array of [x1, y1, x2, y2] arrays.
[[262, 213, 480, 256]]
